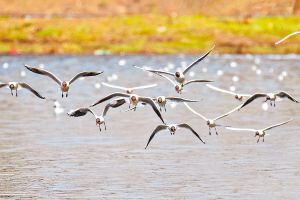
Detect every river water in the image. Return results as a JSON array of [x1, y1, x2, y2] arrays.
[[0, 54, 299, 199]]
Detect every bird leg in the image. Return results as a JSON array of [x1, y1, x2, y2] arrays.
[[16, 90, 18, 97], [257, 137, 260, 143], [214, 127, 218, 135], [98, 125, 102, 131], [274, 101, 276, 107], [209, 127, 211, 135], [11, 90, 13, 96], [104, 122, 107, 130], [263, 136, 264, 142], [66, 92, 68, 98], [270, 101, 272, 106], [160, 107, 162, 112], [164, 107, 166, 112], [62, 92, 64, 98], [134, 106, 137, 111]]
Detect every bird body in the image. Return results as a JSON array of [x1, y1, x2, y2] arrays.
[[153, 96, 199, 111]]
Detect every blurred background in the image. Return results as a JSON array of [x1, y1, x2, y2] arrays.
[[0, 0, 300, 55]]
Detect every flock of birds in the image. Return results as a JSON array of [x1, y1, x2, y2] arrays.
[[1, 32, 299, 149]]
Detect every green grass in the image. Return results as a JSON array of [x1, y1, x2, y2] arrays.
[[0, 15, 299, 54]]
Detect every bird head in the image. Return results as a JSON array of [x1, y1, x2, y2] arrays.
[[62, 81, 67, 88], [175, 72, 180, 78], [9, 84, 14, 89], [207, 120, 210, 125], [158, 97, 163, 103], [131, 95, 137, 102], [255, 131, 259, 137], [170, 126, 176, 133], [235, 95, 239, 99], [266, 95, 270, 100], [175, 85, 182, 93], [96, 118, 101, 124]]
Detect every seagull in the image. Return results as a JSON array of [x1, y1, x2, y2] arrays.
[[156, 73, 212, 94], [275, 31, 300, 45], [238, 91, 299, 110], [0, 82, 45, 99], [184, 102, 241, 135], [24, 64, 103, 98], [133, 45, 215, 86], [68, 98, 126, 131], [226, 118, 293, 143], [145, 123, 205, 149], [90, 92, 166, 124], [152, 96, 200, 111], [206, 84, 251, 101], [101, 82, 157, 94]]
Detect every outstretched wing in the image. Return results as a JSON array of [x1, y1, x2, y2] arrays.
[[182, 45, 215, 74], [102, 98, 127, 117], [131, 84, 158, 90], [69, 71, 103, 85], [90, 92, 130, 107], [165, 97, 199, 103], [183, 79, 213, 86], [133, 65, 174, 76], [145, 125, 169, 149], [18, 83, 45, 99], [67, 107, 96, 117], [184, 102, 208, 121], [275, 91, 299, 103], [275, 31, 300, 45], [214, 104, 242, 121], [101, 82, 127, 91], [156, 73, 176, 86], [24, 64, 61, 85], [225, 127, 257, 132], [139, 97, 166, 124], [264, 118, 293, 131], [238, 93, 267, 110], [206, 84, 237, 95], [0, 83, 8, 88], [177, 123, 205, 144]]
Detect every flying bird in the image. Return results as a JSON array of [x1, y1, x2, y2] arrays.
[[226, 118, 293, 143], [184, 102, 241, 135], [152, 96, 200, 111], [275, 31, 300, 45], [238, 91, 299, 110], [24, 64, 103, 98], [0, 82, 45, 99], [156, 73, 212, 94], [133, 45, 215, 85], [68, 98, 126, 131], [145, 123, 205, 149], [90, 92, 165, 124], [206, 84, 251, 101], [101, 82, 157, 94]]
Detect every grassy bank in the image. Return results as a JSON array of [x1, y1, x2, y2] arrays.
[[0, 15, 300, 55]]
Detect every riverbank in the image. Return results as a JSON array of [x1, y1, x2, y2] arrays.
[[1, 15, 299, 55]]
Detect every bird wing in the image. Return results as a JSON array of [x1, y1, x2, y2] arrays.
[[264, 118, 293, 131], [275, 91, 299, 103], [69, 71, 103, 85], [145, 125, 169, 149], [139, 97, 166, 124], [183, 79, 213, 86], [184, 102, 208, 121], [275, 31, 300, 45], [90, 92, 130, 107], [131, 84, 158, 90], [101, 82, 128, 91], [0, 83, 8, 88], [133, 65, 174, 76], [102, 98, 127, 117], [225, 127, 257, 132], [18, 83, 45, 99], [165, 97, 199, 103], [182, 45, 215, 74], [206, 84, 236, 95], [214, 104, 242, 121], [67, 107, 96, 117], [238, 93, 267, 110], [177, 123, 205, 144], [24, 64, 61, 85], [156, 73, 176, 86]]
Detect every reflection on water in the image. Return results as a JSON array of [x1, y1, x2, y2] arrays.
[[0, 54, 299, 199]]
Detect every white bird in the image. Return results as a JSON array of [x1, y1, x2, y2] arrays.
[[206, 84, 251, 101], [226, 118, 293, 143], [0, 82, 45, 99], [156, 73, 212, 94], [152, 96, 200, 111], [145, 123, 205, 149], [239, 91, 299, 110], [90, 92, 165, 124], [133, 45, 215, 85], [184, 102, 241, 135], [275, 31, 300, 45], [68, 98, 126, 131], [24, 64, 103, 98], [53, 100, 64, 115], [101, 82, 157, 94]]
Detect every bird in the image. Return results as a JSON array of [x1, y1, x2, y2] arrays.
[[68, 98, 126, 131], [53, 100, 65, 115], [155, 73, 212, 94], [133, 45, 215, 86], [184, 102, 241, 135], [90, 92, 166, 124], [275, 31, 300, 45], [24, 64, 103, 98], [238, 91, 299, 110], [206, 84, 252, 101], [0, 82, 45, 99], [101, 82, 157, 94], [226, 118, 293, 143], [152, 96, 200, 111], [145, 123, 205, 149]]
